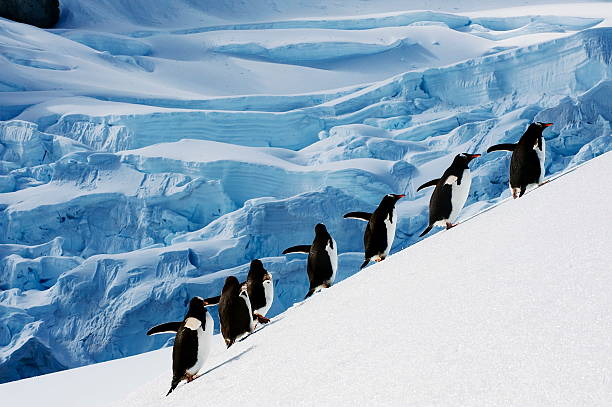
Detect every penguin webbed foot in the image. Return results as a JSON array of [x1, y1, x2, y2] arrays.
[[254, 313, 270, 324], [445, 222, 455, 230]]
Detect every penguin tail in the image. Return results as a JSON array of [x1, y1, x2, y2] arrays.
[[167, 377, 181, 396], [304, 288, 316, 299], [359, 258, 370, 270], [419, 225, 433, 237], [519, 185, 527, 197]]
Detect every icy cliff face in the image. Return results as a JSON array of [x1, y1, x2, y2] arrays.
[[0, 0, 611, 382]]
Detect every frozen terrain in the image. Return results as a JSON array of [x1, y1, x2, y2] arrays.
[[1, 0, 612, 383], [2, 151, 611, 407]]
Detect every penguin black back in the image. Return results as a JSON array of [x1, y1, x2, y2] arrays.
[[305, 223, 337, 298], [246, 259, 273, 318], [167, 297, 210, 395], [419, 153, 480, 236], [510, 123, 549, 195], [487, 121, 552, 198], [218, 276, 253, 348], [283, 223, 337, 299], [348, 194, 404, 269]]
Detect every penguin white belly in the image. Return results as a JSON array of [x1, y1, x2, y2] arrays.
[[325, 238, 338, 285], [448, 169, 471, 223], [383, 211, 397, 257], [535, 138, 546, 183], [187, 312, 214, 375], [254, 279, 274, 317]]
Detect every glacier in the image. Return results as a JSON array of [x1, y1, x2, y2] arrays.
[[0, 0, 611, 383]]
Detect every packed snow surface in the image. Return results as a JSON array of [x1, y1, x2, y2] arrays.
[[1, 0, 612, 384], [2, 151, 610, 407]]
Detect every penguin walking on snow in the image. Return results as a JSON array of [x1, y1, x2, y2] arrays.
[[245, 259, 274, 321], [417, 153, 481, 237], [282, 223, 338, 299], [204, 259, 273, 324], [218, 276, 255, 348], [487, 121, 553, 198], [344, 194, 405, 269], [146, 297, 214, 396]]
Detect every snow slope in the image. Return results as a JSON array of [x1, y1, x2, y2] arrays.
[[1, 0, 612, 383], [1, 151, 610, 407]]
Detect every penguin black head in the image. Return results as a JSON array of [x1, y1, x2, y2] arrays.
[[314, 223, 329, 235], [380, 194, 405, 206], [185, 296, 208, 322], [524, 122, 553, 138], [222, 276, 242, 295], [534, 121, 554, 129], [247, 259, 270, 283], [452, 153, 481, 169], [522, 122, 552, 146]]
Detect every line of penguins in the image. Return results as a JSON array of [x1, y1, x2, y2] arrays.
[[146, 121, 553, 395]]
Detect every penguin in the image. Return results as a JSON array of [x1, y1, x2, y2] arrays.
[[344, 194, 405, 269], [282, 223, 337, 299], [245, 259, 274, 322], [487, 122, 553, 198], [146, 296, 214, 396], [203, 259, 273, 324], [417, 153, 481, 237], [218, 276, 255, 348]]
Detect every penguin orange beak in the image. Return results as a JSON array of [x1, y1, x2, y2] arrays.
[[469, 154, 481, 158], [543, 123, 553, 127], [398, 194, 405, 198]]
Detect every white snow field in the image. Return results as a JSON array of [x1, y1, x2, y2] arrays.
[[1, 0, 612, 387], [2, 151, 611, 407]]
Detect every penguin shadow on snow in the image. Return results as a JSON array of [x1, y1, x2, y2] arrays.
[[238, 315, 285, 341], [191, 345, 255, 383]]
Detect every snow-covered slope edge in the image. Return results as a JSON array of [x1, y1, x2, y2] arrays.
[[117, 151, 612, 406], [2, 1, 612, 383], [4, 151, 609, 407]]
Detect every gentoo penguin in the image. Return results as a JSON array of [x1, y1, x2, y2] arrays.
[[218, 276, 255, 348], [344, 194, 405, 269], [282, 223, 337, 299], [203, 260, 273, 324], [487, 122, 553, 198], [146, 296, 214, 396], [417, 153, 481, 237], [246, 259, 274, 322]]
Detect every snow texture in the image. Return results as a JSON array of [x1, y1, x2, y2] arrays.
[[0, 0, 611, 384]]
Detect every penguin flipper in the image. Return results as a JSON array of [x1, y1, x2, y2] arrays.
[[203, 295, 221, 306], [487, 143, 516, 153], [343, 212, 372, 221], [282, 245, 311, 254], [419, 225, 433, 237], [416, 179, 439, 191], [147, 321, 181, 336]]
